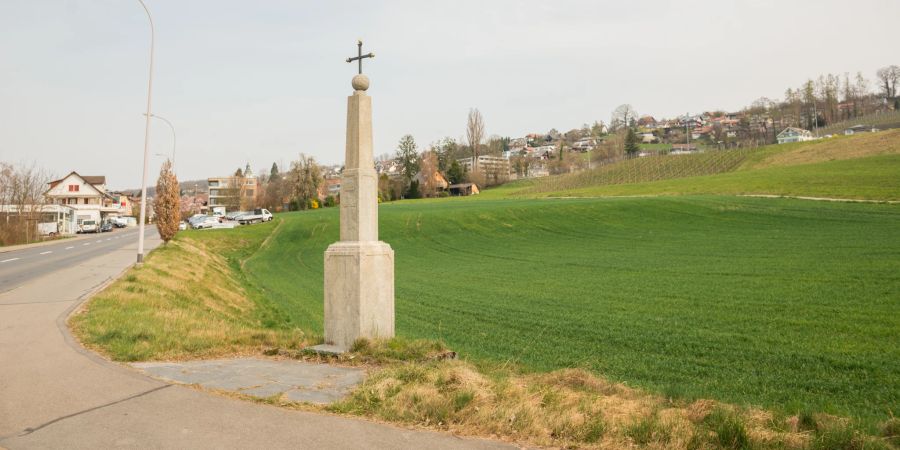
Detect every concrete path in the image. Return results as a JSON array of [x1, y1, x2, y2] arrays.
[[133, 358, 366, 404], [0, 232, 514, 449]]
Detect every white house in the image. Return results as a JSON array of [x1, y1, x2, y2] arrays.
[[44, 172, 130, 232], [776, 127, 814, 144]]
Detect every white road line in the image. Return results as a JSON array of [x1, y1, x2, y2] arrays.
[[40, 251, 52, 255], [95, 240, 102, 243], [106, 238, 111, 241], [65, 246, 74, 250], [83, 243, 90, 246], [1, 258, 20, 263]]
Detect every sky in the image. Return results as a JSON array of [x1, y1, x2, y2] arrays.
[[1, 0, 898, 190]]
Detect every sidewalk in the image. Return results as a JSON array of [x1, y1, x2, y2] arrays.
[[0, 229, 514, 449]]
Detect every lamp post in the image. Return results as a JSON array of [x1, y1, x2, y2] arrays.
[[136, 0, 154, 264], [145, 113, 175, 168]]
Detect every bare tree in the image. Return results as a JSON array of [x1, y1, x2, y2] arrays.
[[610, 104, 638, 132], [288, 153, 322, 210], [0, 162, 52, 245], [417, 151, 440, 197], [876, 65, 900, 99], [396, 134, 419, 190], [153, 159, 180, 243], [466, 108, 485, 172]]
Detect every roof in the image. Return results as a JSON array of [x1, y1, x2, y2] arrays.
[[448, 183, 477, 189], [47, 171, 107, 192], [777, 127, 810, 136]]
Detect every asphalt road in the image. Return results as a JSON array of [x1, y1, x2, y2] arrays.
[[0, 226, 155, 293]]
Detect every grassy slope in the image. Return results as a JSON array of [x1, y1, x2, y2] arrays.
[[489, 130, 900, 200], [244, 197, 900, 425], [70, 220, 306, 361]]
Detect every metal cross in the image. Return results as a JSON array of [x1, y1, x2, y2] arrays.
[[346, 40, 374, 74]]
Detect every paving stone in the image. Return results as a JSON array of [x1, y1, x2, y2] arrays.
[[133, 358, 366, 404]]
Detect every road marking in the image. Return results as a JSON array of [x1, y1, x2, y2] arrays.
[[106, 238, 111, 241], [40, 251, 52, 255], [65, 246, 74, 250], [83, 243, 90, 246], [1, 258, 20, 263], [96, 240, 102, 243]]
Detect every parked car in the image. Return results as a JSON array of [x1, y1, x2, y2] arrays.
[[100, 222, 114, 232], [191, 216, 219, 229], [178, 221, 188, 231], [79, 220, 99, 234], [237, 209, 273, 225]]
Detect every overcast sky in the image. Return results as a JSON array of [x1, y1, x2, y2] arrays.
[[1, 0, 898, 189]]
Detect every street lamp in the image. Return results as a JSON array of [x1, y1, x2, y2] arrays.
[[136, 0, 154, 264], [144, 113, 176, 168]]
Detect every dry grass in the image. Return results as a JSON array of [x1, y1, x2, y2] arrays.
[[322, 343, 835, 449]]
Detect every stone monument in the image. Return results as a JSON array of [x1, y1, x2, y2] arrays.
[[315, 41, 395, 353]]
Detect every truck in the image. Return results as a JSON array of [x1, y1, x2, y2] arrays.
[[237, 208, 273, 225]]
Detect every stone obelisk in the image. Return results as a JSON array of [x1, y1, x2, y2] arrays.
[[318, 41, 395, 353]]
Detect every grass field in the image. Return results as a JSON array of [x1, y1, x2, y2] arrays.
[[237, 197, 900, 426]]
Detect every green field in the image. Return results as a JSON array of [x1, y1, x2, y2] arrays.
[[241, 196, 900, 425]]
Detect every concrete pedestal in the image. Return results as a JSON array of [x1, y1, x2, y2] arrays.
[[322, 241, 394, 351]]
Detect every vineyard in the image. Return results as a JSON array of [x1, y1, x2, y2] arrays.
[[521, 148, 755, 195]]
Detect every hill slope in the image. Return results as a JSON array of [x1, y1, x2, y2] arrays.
[[489, 130, 900, 200]]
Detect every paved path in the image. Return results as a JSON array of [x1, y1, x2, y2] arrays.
[[0, 232, 513, 449], [133, 358, 366, 404]]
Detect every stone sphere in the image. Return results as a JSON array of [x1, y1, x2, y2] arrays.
[[352, 74, 370, 91]]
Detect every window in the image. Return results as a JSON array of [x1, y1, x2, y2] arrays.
[[244, 189, 254, 197], [209, 181, 219, 187], [68, 185, 79, 192]]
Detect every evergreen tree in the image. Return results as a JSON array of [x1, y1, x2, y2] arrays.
[[270, 162, 280, 181], [624, 128, 640, 156], [446, 159, 465, 184]]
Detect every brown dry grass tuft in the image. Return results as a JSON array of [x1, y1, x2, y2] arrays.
[[328, 358, 813, 449]]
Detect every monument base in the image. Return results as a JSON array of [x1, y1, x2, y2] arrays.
[[323, 241, 395, 352]]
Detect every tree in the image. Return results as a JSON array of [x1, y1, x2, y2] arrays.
[[153, 159, 180, 243], [396, 134, 419, 189], [876, 65, 899, 99], [466, 108, 485, 172], [288, 154, 321, 210], [270, 162, 280, 180], [235, 167, 243, 177], [263, 162, 283, 210], [624, 128, 640, 156], [417, 151, 440, 197], [0, 162, 51, 246], [611, 104, 638, 132], [446, 159, 466, 184]]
